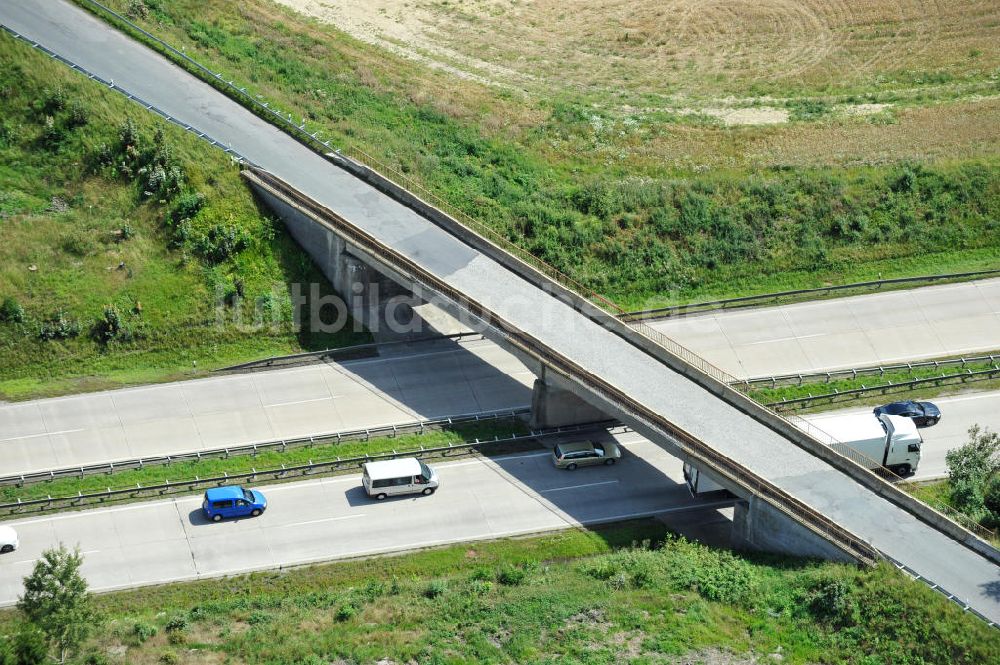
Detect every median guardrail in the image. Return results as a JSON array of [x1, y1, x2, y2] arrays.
[[620, 270, 1000, 322], [743, 354, 1000, 388], [765, 366, 1000, 411], [0, 409, 533, 488], [0, 421, 620, 518], [245, 168, 881, 566]]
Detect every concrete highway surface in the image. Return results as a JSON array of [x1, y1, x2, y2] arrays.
[[0, 339, 533, 476], [803, 390, 1000, 481], [2, 1, 998, 622], [0, 436, 731, 607], [652, 278, 1000, 379]]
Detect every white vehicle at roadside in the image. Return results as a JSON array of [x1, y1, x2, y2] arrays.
[[0, 526, 18, 554], [362, 458, 439, 500]]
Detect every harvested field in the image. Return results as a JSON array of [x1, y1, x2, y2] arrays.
[[276, 0, 1000, 106]]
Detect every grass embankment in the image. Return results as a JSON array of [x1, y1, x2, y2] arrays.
[[1, 520, 996, 664], [0, 419, 530, 508], [750, 357, 1000, 410], [0, 34, 367, 401], [87, 0, 999, 310]]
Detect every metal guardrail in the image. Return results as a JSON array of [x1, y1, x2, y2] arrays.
[[0, 421, 619, 517], [886, 555, 996, 628], [743, 354, 1000, 388], [785, 414, 996, 541], [621, 270, 1000, 322], [0, 25, 254, 166], [37, 1, 997, 609], [0, 409, 532, 488], [246, 168, 881, 566], [765, 366, 1000, 410], [72, 0, 742, 392]]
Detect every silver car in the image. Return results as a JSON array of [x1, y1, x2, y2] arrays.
[[552, 441, 622, 470]]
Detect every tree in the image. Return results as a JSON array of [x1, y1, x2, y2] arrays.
[[17, 545, 93, 664], [945, 425, 1000, 519]]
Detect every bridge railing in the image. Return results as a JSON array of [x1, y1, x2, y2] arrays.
[[246, 168, 882, 565], [57, 1, 996, 568]]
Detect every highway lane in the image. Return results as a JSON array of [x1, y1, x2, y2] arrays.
[[2, 2, 998, 621], [651, 278, 1000, 379], [803, 391, 1000, 481], [0, 436, 730, 606], [3, 280, 997, 476], [0, 339, 533, 476]]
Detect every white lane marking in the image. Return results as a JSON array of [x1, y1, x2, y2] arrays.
[[263, 396, 335, 408], [933, 392, 1000, 405], [747, 333, 825, 346], [284, 514, 366, 528], [541, 480, 619, 493], [0, 428, 83, 443]]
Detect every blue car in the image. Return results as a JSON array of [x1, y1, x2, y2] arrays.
[[202, 486, 267, 522]]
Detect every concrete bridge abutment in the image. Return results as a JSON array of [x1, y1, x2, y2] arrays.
[[730, 495, 858, 563]]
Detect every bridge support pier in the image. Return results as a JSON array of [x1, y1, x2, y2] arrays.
[[731, 495, 857, 562], [530, 366, 611, 429], [251, 182, 442, 342]]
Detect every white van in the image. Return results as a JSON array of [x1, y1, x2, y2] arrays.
[[362, 458, 439, 500]]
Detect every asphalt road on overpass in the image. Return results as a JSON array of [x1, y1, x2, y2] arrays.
[[0, 437, 733, 606], [3, 2, 998, 623], [650, 279, 1000, 380]]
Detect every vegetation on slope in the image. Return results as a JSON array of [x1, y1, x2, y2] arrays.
[[0, 33, 366, 400], [1, 521, 996, 664], [88, 0, 1000, 309]]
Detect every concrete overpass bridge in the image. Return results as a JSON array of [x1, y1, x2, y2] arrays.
[[3, 0, 999, 623]]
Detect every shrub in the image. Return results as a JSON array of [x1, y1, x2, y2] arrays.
[[496, 565, 526, 586], [118, 118, 139, 150], [132, 621, 157, 643], [164, 614, 188, 632], [92, 305, 126, 345], [40, 115, 64, 150], [424, 580, 447, 599], [40, 86, 67, 115], [194, 224, 249, 262], [170, 191, 206, 224], [159, 651, 178, 665], [0, 297, 24, 323], [119, 221, 135, 241], [946, 425, 1000, 523], [247, 611, 271, 626], [66, 101, 89, 129], [38, 311, 80, 340], [804, 577, 859, 627], [14, 626, 48, 665], [126, 0, 150, 20], [335, 604, 357, 622]]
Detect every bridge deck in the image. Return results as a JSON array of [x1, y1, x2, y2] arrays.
[[2, 1, 996, 622]]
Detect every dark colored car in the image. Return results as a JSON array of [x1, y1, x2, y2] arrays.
[[873, 400, 941, 427]]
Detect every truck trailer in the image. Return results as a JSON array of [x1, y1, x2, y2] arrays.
[[812, 412, 922, 476]]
